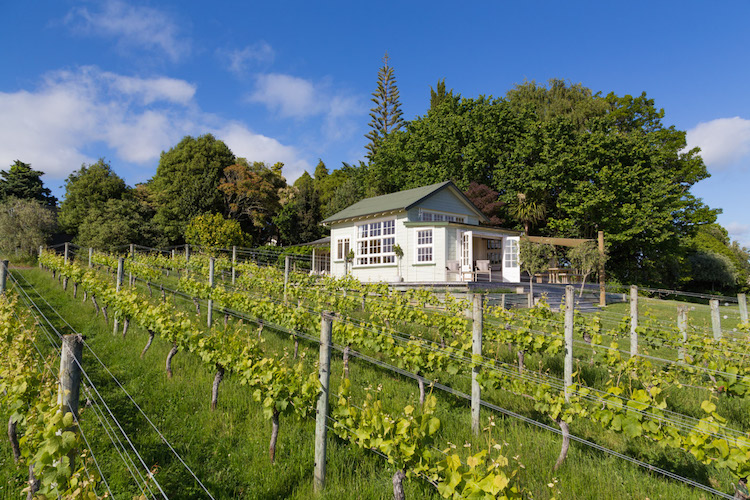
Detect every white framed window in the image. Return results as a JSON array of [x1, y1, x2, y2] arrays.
[[355, 219, 396, 265], [416, 229, 433, 263], [419, 209, 465, 223], [336, 238, 350, 261], [504, 239, 519, 267], [487, 239, 503, 265]]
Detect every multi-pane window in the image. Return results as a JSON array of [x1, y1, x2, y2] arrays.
[[336, 238, 350, 260], [416, 229, 433, 263], [420, 210, 465, 223], [355, 219, 396, 265], [487, 239, 503, 265], [504, 239, 519, 267]]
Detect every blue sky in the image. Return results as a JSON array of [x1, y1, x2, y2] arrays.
[[1, 1, 748, 246]]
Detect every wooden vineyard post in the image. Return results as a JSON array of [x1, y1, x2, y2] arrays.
[[88, 247, 93, 268], [598, 230, 606, 307], [39, 246, 43, 268], [739, 293, 748, 324], [500, 293, 506, 310], [471, 293, 483, 435], [113, 257, 124, 336], [185, 244, 190, 276], [710, 299, 721, 340], [130, 243, 135, 258], [207, 257, 215, 327], [63, 242, 69, 266], [564, 285, 574, 402], [129, 243, 135, 286], [232, 245, 237, 285], [58, 334, 83, 469], [0, 260, 8, 294], [314, 312, 333, 493], [677, 306, 688, 362], [284, 255, 290, 303], [630, 285, 638, 357]]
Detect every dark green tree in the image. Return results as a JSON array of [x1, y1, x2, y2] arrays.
[[149, 134, 236, 245], [0, 161, 57, 206], [0, 198, 56, 256], [429, 78, 453, 110], [58, 159, 127, 235], [75, 197, 156, 252], [273, 172, 323, 245], [365, 52, 405, 159]]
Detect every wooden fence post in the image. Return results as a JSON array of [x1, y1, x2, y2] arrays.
[[232, 246, 237, 285], [58, 334, 83, 470], [677, 306, 688, 362], [88, 248, 93, 268], [39, 246, 43, 268], [185, 244, 190, 275], [0, 260, 8, 295], [130, 243, 135, 258], [598, 230, 606, 307], [314, 312, 333, 493], [739, 293, 748, 324], [64, 242, 69, 266], [471, 294, 483, 435], [710, 299, 721, 340], [284, 256, 290, 303], [113, 258, 124, 335], [207, 257, 215, 327], [564, 285, 574, 402], [630, 285, 638, 357]]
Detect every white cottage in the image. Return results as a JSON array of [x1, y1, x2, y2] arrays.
[[320, 181, 521, 283]]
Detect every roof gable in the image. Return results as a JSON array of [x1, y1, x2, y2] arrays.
[[321, 180, 489, 224]]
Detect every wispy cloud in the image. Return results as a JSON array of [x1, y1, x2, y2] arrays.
[[64, 0, 190, 62], [0, 66, 309, 183], [219, 42, 275, 75], [686, 117, 750, 171], [726, 222, 750, 249], [247, 73, 366, 141]]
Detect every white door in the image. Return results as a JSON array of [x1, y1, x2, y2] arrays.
[[460, 231, 473, 279]]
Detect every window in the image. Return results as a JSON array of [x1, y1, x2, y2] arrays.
[[487, 239, 503, 265], [504, 239, 519, 267], [355, 219, 396, 265], [336, 238, 350, 260], [416, 229, 433, 262], [420, 210, 465, 223]]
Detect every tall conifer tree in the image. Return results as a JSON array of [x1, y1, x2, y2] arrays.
[[365, 52, 405, 159]]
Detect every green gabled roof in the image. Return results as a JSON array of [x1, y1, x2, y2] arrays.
[[321, 180, 489, 225]]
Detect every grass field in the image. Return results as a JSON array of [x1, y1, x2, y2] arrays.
[[0, 263, 744, 499]]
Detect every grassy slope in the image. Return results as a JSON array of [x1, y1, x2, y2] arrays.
[[0, 266, 737, 498]]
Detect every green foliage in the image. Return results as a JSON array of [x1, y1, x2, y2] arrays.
[[75, 197, 155, 252], [0, 160, 57, 206], [58, 159, 128, 235], [518, 237, 554, 278], [688, 251, 738, 290], [149, 134, 236, 244], [0, 198, 56, 256], [365, 52, 405, 159], [184, 213, 249, 249], [568, 240, 608, 293], [690, 224, 750, 291], [429, 78, 453, 110], [273, 172, 324, 245]]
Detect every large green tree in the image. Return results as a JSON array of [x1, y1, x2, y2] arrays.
[[364, 52, 405, 159], [368, 80, 717, 285], [75, 197, 155, 252], [0, 198, 56, 256], [58, 159, 127, 235], [0, 161, 57, 207], [273, 172, 323, 245], [149, 134, 236, 245]]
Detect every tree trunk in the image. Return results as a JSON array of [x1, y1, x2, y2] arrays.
[[269, 409, 280, 464], [83, 290, 87, 303], [27, 464, 39, 500], [91, 295, 99, 315], [166, 343, 178, 378], [517, 350, 525, 374], [343, 344, 350, 378], [102, 306, 109, 324], [122, 317, 130, 338], [73, 283, 78, 298], [8, 416, 20, 462], [141, 330, 155, 359], [147, 281, 152, 297], [52, 269, 56, 278], [579, 272, 590, 298], [392, 470, 406, 500], [553, 419, 570, 471], [161, 284, 166, 302], [294, 337, 299, 359], [211, 365, 225, 411], [63, 276, 68, 290], [193, 297, 200, 315], [257, 321, 264, 339], [418, 376, 425, 406]]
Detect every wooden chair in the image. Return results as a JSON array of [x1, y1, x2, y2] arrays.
[[446, 260, 461, 281], [474, 260, 491, 282]]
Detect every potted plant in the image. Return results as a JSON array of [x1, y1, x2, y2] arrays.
[[393, 244, 404, 282]]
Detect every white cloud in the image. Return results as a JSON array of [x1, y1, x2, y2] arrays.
[[221, 42, 275, 75], [726, 222, 750, 248], [213, 122, 310, 182], [248, 73, 321, 118], [0, 66, 311, 186], [686, 117, 750, 170], [64, 0, 189, 62]]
